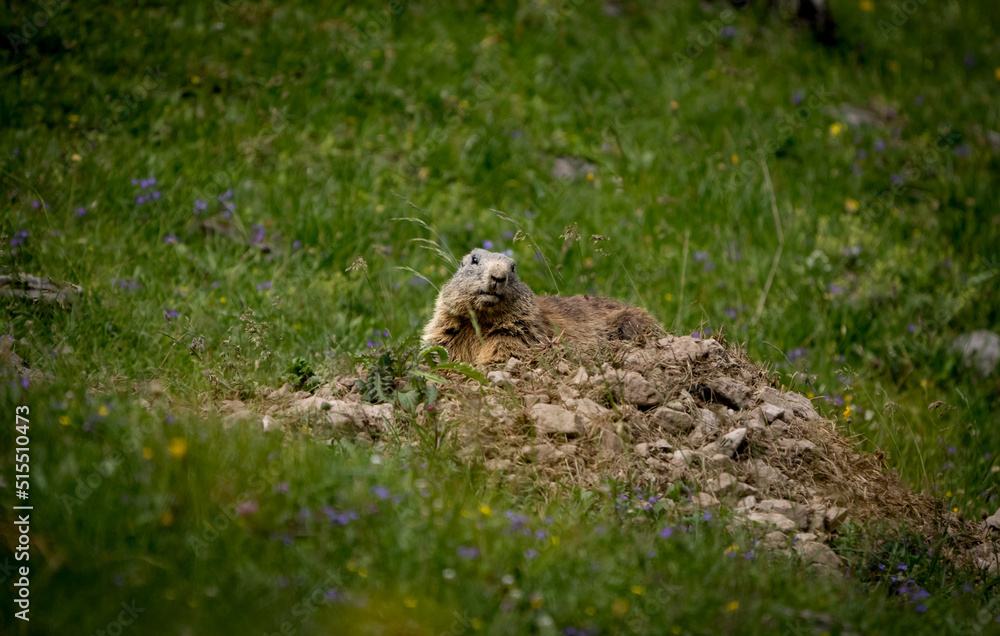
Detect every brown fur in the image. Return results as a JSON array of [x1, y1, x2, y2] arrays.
[[422, 249, 662, 364]]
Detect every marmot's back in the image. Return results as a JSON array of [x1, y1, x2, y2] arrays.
[[536, 294, 659, 345], [423, 248, 661, 364]]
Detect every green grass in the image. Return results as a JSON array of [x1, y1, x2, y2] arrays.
[[1, 0, 999, 633]]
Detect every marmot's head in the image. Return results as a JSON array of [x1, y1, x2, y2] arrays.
[[437, 248, 534, 319]]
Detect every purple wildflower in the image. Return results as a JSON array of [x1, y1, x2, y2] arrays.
[[720, 25, 737, 38], [76, 206, 87, 216], [483, 240, 494, 249], [371, 485, 390, 500], [660, 527, 674, 538], [890, 174, 905, 186], [194, 199, 208, 213], [524, 548, 538, 559], [874, 139, 886, 152], [292, 240, 302, 250], [694, 251, 709, 262], [791, 90, 805, 106], [164, 234, 179, 244], [457, 546, 479, 559], [703, 510, 711, 521], [219, 189, 233, 202], [954, 145, 971, 158], [164, 309, 179, 321]]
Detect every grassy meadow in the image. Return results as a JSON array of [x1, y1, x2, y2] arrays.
[[1, 0, 999, 633]]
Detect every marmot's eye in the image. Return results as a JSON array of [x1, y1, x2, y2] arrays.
[[511, 263, 516, 272], [471, 255, 479, 265]]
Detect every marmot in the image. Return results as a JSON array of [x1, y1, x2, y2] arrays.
[[422, 248, 662, 364]]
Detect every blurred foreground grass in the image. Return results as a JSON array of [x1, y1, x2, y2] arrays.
[[1, 0, 999, 633]]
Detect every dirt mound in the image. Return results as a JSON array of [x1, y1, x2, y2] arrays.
[[244, 335, 998, 573]]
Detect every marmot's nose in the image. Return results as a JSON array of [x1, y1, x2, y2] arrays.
[[491, 273, 507, 285]]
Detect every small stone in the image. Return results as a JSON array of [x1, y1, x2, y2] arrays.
[[687, 409, 721, 447], [707, 472, 738, 495], [794, 540, 842, 569], [780, 439, 818, 455], [622, 371, 660, 407], [746, 511, 798, 532], [524, 393, 551, 408], [759, 403, 785, 424], [565, 397, 608, 416], [635, 443, 651, 458], [569, 366, 589, 386], [599, 427, 625, 454], [985, 508, 1000, 531], [756, 386, 821, 422], [825, 506, 849, 531], [556, 361, 572, 375], [556, 383, 580, 402], [700, 377, 753, 410], [557, 444, 579, 456], [487, 371, 515, 388], [651, 407, 694, 434], [671, 449, 700, 466], [718, 427, 747, 456], [692, 492, 720, 509], [756, 499, 809, 530], [530, 404, 585, 437], [275, 382, 293, 398], [652, 439, 672, 452], [759, 530, 789, 549], [737, 495, 757, 511], [504, 357, 524, 375]]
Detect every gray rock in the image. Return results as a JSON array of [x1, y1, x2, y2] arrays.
[[656, 335, 728, 362], [599, 426, 625, 454], [760, 530, 789, 549], [524, 393, 551, 408], [985, 507, 1000, 531], [825, 506, 849, 531], [756, 499, 809, 530], [565, 397, 608, 416], [635, 443, 651, 458], [651, 406, 695, 434], [556, 383, 580, 402], [487, 370, 516, 388], [701, 377, 754, 410], [530, 404, 585, 436], [504, 357, 524, 375], [692, 492, 720, 509], [719, 427, 747, 455], [757, 386, 821, 422], [706, 472, 739, 495], [622, 371, 660, 407], [759, 403, 786, 424], [950, 331, 1000, 377], [794, 540, 842, 569], [569, 366, 590, 386], [737, 495, 757, 511], [746, 511, 798, 532], [687, 409, 721, 447]]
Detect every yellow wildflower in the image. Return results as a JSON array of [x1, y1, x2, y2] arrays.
[[168, 437, 187, 459]]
